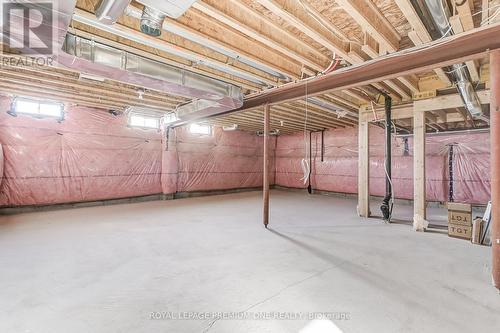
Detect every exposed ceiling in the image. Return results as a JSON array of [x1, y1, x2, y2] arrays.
[[1, 0, 498, 134]]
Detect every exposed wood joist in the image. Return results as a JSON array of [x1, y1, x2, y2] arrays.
[[449, 14, 481, 82], [72, 28, 262, 92], [192, 0, 328, 72], [72, 9, 279, 87], [394, 0, 453, 86], [335, 0, 401, 51], [233, 23, 500, 113], [255, 0, 351, 60]]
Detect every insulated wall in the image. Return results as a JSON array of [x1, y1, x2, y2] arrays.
[[0, 97, 163, 206], [275, 126, 490, 204], [0, 97, 271, 207], [162, 127, 275, 194]]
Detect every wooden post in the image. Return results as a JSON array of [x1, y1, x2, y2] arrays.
[[358, 114, 370, 217], [263, 103, 270, 228], [490, 49, 500, 289], [413, 109, 427, 231]]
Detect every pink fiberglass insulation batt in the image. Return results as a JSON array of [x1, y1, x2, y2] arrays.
[[275, 125, 489, 204], [0, 96, 272, 206], [0, 96, 490, 206]]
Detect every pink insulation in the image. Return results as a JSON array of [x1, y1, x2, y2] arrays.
[[167, 127, 275, 193], [0, 97, 162, 206], [0, 93, 490, 207], [0, 96, 272, 207], [275, 125, 490, 204]]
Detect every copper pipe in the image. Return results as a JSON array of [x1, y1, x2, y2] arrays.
[[491, 49, 500, 290], [263, 103, 270, 228]]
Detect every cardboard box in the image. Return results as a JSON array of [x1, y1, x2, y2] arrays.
[[447, 202, 472, 240]]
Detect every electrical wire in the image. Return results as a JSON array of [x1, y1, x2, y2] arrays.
[[300, 80, 310, 185]]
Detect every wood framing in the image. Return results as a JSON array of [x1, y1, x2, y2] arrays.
[[358, 117, 370, 217], [413, 109, 427, 231]]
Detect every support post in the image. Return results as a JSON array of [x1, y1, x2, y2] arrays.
[[413, 109, 427, 231], [358, 114, 370, 217], [263, 103, 270, 228], [490, 49, 500, 289]]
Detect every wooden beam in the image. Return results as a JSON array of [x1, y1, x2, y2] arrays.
[[455, 0, 475, 30], [125, 5, 300, 80], [72, 9, 279, 87], [72, 28, 261, 92], [395, 0, 453, 86], [296, 0, 351, 41], [414, 90, 490, 111], [362, 32, 379, 58], [263, 103, 270, 228], [358, 117, 370, 217], [413, 109, 427, 231], [256, 0, 351, 60], [449, 15, 480, 82], [192, 1, 327, 72], [335, 0, 401, 51], [238, 24, 500, 111]]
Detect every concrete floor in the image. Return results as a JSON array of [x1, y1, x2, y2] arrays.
[[0, 190, 498, 333]]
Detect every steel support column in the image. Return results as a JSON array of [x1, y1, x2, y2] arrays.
[[263, 103, 270, 228], [490, 49, 500, 289]]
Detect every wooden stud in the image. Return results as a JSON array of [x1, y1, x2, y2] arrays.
[[413, 109, 427, 230], [358, 116, 370, 217]]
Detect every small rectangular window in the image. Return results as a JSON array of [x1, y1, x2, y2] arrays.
[[12, 98, 64, 119], [128, 113, 160, 129], [189, 123, 212, 135]]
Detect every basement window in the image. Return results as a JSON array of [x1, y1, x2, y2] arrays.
[[128, 113, 161, 130], [12, 98, 64, 120], [189, 123, 212, 135]]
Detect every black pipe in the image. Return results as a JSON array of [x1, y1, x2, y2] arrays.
[[321, 130, 325, 162], [448, 144, 455, 202], [380, 94, 392, 222]]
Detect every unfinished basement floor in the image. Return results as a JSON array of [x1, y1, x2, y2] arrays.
[[0, 190, 499, 333]]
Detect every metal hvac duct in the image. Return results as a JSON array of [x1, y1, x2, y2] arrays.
[[140, 6, 166, 37], [95, 0, 131, 25], [61, 34, 243, 120], [417, 0, 487, 122], [1, 0, 243, 123], [96, 0, 198, 37]]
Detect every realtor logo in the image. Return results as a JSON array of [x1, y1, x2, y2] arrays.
[[1, 1, 54, 55]]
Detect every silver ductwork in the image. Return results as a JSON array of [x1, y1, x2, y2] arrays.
[[1, 0, 243, 122], [140, 6, 166, 37], [95, 0, 131, 25], [420, 0, 487, 121], [95, 0, 198, 30], [62, 33, 242, 120]]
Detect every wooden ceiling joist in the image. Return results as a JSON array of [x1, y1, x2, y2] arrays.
[[234, 23, 500, 113], [192, 0, 328, 72], [255, 0, 351, 60]]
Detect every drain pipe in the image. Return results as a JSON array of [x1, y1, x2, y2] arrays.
[[380, 94, 393, 222]]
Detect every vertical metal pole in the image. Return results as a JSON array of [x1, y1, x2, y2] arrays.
[[263, 103, 270, 228], [490, 49, 500, 289], [448, 144, 455, 203], [321, 130, 325, 162]]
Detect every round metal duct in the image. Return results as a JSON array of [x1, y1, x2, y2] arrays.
[[140, 6, 166, 37]]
